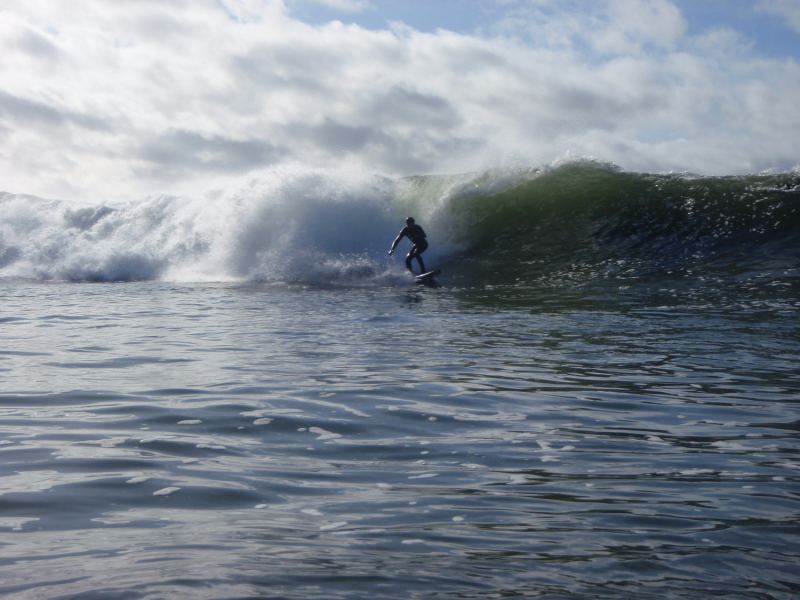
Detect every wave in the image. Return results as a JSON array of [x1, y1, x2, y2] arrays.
[[427, 161, 800, 286], [0, 167, 406, 284], [1, 162, 798, 285]]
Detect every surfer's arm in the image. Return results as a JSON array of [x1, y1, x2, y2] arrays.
[[388, 230, 405, 255]]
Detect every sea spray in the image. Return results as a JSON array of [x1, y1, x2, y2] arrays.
[[223, 168, 399, 282], [0, 168, 408, 283]]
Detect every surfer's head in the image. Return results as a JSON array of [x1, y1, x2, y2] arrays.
[[405, 217, 415, 225]]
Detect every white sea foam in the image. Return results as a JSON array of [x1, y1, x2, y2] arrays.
[[0, 165, 461, 284]]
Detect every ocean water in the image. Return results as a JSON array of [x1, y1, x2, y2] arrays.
[[1, 163, 799, 599]]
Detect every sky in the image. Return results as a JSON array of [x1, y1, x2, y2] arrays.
[[1, 0, 798, 201]]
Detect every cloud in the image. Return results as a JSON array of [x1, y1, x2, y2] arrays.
[[16, 27, 62, 60], [136, 130, 284, 178], [0, 0, 798, 200], [594, 0, 687, 54], [0, 90, 108, 131], [494, 0, 688, 54], [757, 0, 800, 34], [217, 0, 287, 22], [302, 0, 373, 13]]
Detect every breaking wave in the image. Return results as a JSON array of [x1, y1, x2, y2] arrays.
[[1, 162, 798, 286]]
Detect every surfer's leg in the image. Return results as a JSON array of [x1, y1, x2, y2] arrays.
[[414, 241, 427, 273], [407, 245, 425, 274], [404, 251, 414, 272]]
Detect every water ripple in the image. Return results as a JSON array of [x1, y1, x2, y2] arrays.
[[0, 282, 798, 598]]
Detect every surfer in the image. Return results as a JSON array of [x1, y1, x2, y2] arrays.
[[389, 217, 428, 274]]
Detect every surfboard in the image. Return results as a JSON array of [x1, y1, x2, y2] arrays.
[[414, 268, 441, 285]]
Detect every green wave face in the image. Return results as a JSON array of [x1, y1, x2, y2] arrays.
[[400, 162, 800, 286]]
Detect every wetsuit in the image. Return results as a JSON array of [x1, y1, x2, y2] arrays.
[[397, 224, 428, 273]]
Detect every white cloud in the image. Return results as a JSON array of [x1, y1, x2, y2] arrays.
[[0, 0, 798, 201], [303, 0, 373, 13], [218, 0, 287, 22], [758, 0, 800, 34], [594, 0, 687, 54], [494, 0, 687, 54]]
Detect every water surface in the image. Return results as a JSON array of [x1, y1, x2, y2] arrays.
[[1, 279, 798, 599]]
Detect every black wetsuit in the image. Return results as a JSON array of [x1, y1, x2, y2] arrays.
[[398, 224, 428, 273]]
